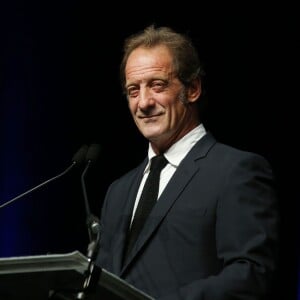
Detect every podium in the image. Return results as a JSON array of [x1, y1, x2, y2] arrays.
[[0, 251, 154, 300]]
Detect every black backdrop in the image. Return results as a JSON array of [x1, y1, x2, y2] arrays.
[[0, 2, 298, 299]]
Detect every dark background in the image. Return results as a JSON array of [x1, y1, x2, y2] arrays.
[[0, 2, 298, 299]]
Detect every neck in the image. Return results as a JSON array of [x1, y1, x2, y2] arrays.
[[150, 121, 200, 154]]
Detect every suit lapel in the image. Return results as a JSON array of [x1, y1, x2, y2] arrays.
[[111, 159, 148, 275], [121, 133, 217, 275]]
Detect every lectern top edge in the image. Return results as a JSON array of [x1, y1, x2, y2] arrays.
[[0, 250, 89, 274]]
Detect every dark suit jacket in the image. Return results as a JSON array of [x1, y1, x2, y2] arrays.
[[95, 132, 279, 300]]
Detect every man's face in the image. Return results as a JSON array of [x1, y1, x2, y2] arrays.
[[125, 45, 200, 149]]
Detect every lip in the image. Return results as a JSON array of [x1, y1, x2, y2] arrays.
[[139, 113, 163, 119]]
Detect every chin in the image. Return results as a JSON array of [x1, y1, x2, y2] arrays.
[[138, 121, 166, 138], [141, 128, 162, 140]]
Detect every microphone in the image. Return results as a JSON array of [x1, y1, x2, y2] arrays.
[[80, 143, 102, 259], [75, 143, 102, 300], [0, 144, 89, 209]]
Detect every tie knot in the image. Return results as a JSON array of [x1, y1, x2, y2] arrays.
[[150, 155, 168, 172]]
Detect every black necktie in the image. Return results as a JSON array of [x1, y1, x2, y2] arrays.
[[124, 154, 168, 262]]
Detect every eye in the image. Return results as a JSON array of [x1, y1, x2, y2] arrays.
[[151, 80, 167, 92], [127, 86, 139, 98]]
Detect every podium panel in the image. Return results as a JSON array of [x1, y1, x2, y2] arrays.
[[0, 251, 154, 300]]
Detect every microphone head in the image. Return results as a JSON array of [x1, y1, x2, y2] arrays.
[[72, 144, 89, 164], [86, 143, 101, 163]]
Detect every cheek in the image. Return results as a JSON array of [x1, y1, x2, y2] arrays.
[[128, 101, 137, 114], [169, 101, 186, 121]]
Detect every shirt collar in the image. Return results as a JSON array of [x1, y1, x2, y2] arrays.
[[146, 123, 207, 172]]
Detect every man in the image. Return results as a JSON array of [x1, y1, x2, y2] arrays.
[[95, 25, 279, 300]]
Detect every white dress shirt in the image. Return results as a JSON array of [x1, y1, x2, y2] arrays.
[[130, 124, 207, 223]]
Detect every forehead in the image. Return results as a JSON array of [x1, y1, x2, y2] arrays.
[[125, 45, 174, 81]]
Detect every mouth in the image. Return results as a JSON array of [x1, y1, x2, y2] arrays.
[[139, 112, 163, 119], [139, 115, 161, 124]]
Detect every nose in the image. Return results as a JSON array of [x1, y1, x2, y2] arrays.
[[138, 88, 155, 109]]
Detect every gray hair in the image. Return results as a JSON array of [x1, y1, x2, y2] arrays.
[[120, 24, 205, 94]]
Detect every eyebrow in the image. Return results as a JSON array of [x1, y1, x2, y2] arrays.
[[125, 71, 177, 88]]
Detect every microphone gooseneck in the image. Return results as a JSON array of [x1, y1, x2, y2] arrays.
[[0, 144, 88, 209], [75, 143, 102, 300], [80, 143, 102, 256]]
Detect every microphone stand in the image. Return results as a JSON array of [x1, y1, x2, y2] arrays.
[[81, 160, 102, 258], [49, 144, 102, 300], [75, 158, 102, 299]]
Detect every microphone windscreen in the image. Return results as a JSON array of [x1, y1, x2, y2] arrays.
[[86, 144, 101, 163], [72, 144, 89, 164]]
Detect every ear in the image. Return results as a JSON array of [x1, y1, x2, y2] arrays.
[[187, 78, 202, 103]]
